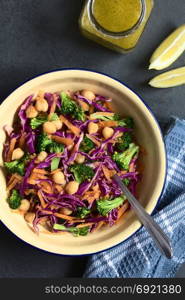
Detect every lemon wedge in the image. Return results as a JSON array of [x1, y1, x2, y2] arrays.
[[149, 66, 185, 88], [149, 24, 185, 70]]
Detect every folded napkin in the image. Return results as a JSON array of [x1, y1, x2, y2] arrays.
[[84, 118, 185, 278]]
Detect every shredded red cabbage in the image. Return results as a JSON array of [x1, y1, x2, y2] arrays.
[[75, 94, 111, 112], [18, 95, 33, 131], [26, 131, 36, 154]]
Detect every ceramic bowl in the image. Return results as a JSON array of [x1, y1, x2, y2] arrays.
[[0, 69, 166, 255]]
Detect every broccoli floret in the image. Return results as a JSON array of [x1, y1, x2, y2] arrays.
[[60, 92, 85, 121], [51, 157, 60, 171], [50, 113, 59, 121], [14, 162, 25, 176], [30, 116, 46, 129], [47, 141, 64, 153], [30, 113, 59, 129], [97, 196, 126, 216], [113, 116, 134, 128], [76, 207, 91, 218], [5, 161, 22, 175], [123, 178, 130, 186], [53, 224, 89, 236], [80, 136, 94, 153], [116, 132, 132, 152], [8, 189, 22, 209], [73, 104, 85, 121], [36, 133, 64, 154], [113, 143, 139, 170], [4, 153, 30, 176], [70, 164, 94, 184], [61, 92, 76, 115], [124, 117, 134, 128], [36, 133, 53, 153]]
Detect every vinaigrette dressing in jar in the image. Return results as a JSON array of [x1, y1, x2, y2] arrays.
[[79, 0, 154, 53]]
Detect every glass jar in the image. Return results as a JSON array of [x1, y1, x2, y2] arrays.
[[79, 0, 154, 53]]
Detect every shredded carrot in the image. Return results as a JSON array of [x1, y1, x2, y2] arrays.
[[116, 202, 129, 223], [18, 133, 26, 148], [51, 135, 74, 146], [89, 106, 94, 114], [14, 173, 22, 180], [82, 184, 101, 204], [102, 166, 116, 182], [31, 173, 48, 180], [6, 137, 17, 162], [39, 187, 50, 194], [7, 173, 22, 190], [41, 210, 53, 215], [93, 184, 99, 191], [86, 134, 100, 147], [67, 219, 86, 224], [7, 177, 19, 191], [59, 115, 80, 136], [54, 184, 63, 193], [76, 223, 94, 228], [105, 101, 114, 111], [25, 189, 36, 196], [48, 93, 57, 120], [28, 172, 48, 185], [7, 174, 16, 186], [33, 168, 49, 175], [119, 170, 127, 176], [54, 212, 79, 221], [91, 221, 105, 233], [37, 190, 47, 208], [27, 178, 36, 185], [99, 120, 118, 128], [77, 99, 89, 111], [38, 181, 52, 193]]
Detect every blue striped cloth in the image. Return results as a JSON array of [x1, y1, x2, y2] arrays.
[[84, 118, 185, 278]]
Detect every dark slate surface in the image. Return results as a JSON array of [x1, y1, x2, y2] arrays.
[[0, 0, 185, 278]]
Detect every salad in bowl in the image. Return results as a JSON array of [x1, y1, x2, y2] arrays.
[[3, 88, 140, 236]]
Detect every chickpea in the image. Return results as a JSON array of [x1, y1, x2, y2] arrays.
[[88, 122, 99, 134], [19, 199, 30, 213], [102, 127, 114, 139], [59, 207, 73, 215], [75, 153, 85, 164], [36, 90, 45, 100], [35, 98, 48, 112], [24, 212, 35, 223], [37, 151, 47, 162], [81, 90, 95, 101], [26, 105, 38, 118], [52, 171, 66, 185], [12, 148, 24, 160], [65, 181, 79, 195], [43, 121, 56, 134], [51, 120, 63, 130]]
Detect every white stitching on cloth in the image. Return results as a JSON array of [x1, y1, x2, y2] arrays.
[[160, 212, 173, 234], [103, 253, 120, 277]]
